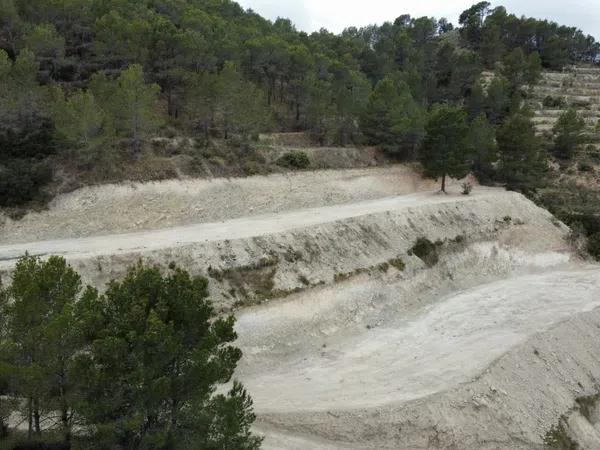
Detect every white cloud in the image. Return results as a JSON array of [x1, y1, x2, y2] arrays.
[[236, 0, 600, 39]]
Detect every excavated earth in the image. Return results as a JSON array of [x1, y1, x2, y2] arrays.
[[1, 164, 600, 448]]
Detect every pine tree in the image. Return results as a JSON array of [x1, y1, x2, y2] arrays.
[[0, 256, 82, 442], [497, 109, 547, 191], [553, 108, 586, 159], [361, 74, 425, 158], [72, 262, 262, 449], [52, 88, 105, 146], [467, 113, 497, 181], [420, 104, 472, 192], [92, 64, 160, 146]]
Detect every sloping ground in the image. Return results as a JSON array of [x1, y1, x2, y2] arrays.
[[0, 187, 568, 312], [530, 67, 600, 152], [0, 166, 431, 244], [253, 300, 600, 449], [1, 166, 598, 448]]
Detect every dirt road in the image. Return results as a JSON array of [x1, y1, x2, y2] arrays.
[[0, 188, 508, 265]]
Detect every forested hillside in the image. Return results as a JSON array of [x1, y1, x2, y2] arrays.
[[1, 0, 599, 209]]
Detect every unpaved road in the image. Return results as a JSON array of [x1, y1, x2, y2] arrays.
[[235, 267, 600, 413], [0, 188, 507, 264]]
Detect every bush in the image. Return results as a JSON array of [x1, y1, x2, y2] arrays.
[[587, 233, 600, 261], [409, 237, 442, 267], [461, 182, 473, 195], [543, 419, 578, 449], [0, 159, 52, 207], [0, 118, 57, 159], [276, 151, 310, 170], [542, 95, 566, 108]]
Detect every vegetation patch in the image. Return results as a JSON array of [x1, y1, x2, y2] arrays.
[[576, 393, 600, 421], [409, 237, 443, 267], [0, 256, 261, 448], [334, 257, 405, 282], [543, 419, 578, 449], [276, 151, 310, 170], [543, 95, 567, 108], [388, 257, 406, 271], [208, 255, 279, 304], [334, 268, 369, 282]]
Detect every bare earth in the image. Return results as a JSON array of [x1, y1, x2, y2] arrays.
[[236, 268, 600, 413], [2, 166, 599, 448], [0, 188, 505, 264]]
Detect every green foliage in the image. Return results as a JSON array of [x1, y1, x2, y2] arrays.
[[501, 48, 542, 93], [461, 181, 473, 195], [0, 158, 52, 207], [543, 419, 579, 449], [21, 23, 65, 60], [553, 108, 586, 159], [388, 257, 406, 271], [361, 75, 425, 158], [91, 64, 160, 144], [0, 255, 82, 441], [73, 262, 260, 449], [276, 151, 310, 170], [467, 113, 497, 181], [51, 88, 105, 146], [0, 48, 56, 207], [409, 237, 442, 267], [543, 95, 567, 108], [497, 109, 547, 192], [459, 3, 598, 69], [0, 0, 598, 208], [420, 104, 471, 191], [0, 258, 261, 448], [587, 233, 600, 261], [485, 76, 511, 124]]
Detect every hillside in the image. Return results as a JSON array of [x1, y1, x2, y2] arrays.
[[524, 67, 600, 259], [2, 165, 600, 447], [1, 0, 599, 212], [3, 1, 600, 448]]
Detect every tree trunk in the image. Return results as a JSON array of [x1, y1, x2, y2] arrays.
[[60, 376, 71, 444], [0, 418, 7, 439], [27, 398, 33, 439], [441, 174, 447, 193], [33, 397, 41, 435], [203, 118, 209, 144]]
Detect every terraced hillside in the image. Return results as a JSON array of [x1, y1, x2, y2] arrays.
[[2, 164, 600, 448], [530, 66, 600, 154]]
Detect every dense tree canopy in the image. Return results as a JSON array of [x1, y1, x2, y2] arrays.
[[0, 257, 261, 449], [0, 0, 597, 207]]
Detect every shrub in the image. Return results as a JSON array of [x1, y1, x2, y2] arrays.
[[0, 159, 52, 207], [587, 232, 600, 261], [542, 95, 566, 108], [388, 257, 406, 271], [461, 182, 473, 195], [409, 237, 441, 267], [543, 419, 578, 449], [276, 151, 310, 170]]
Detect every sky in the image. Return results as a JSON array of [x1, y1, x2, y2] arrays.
[[236, 0, 600, 40]]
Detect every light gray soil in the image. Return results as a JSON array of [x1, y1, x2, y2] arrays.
[[1, 164, 598, 449], [237, 268, 600, 414], [0, 165, 436, 244], [0, 187, 507, 263]]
